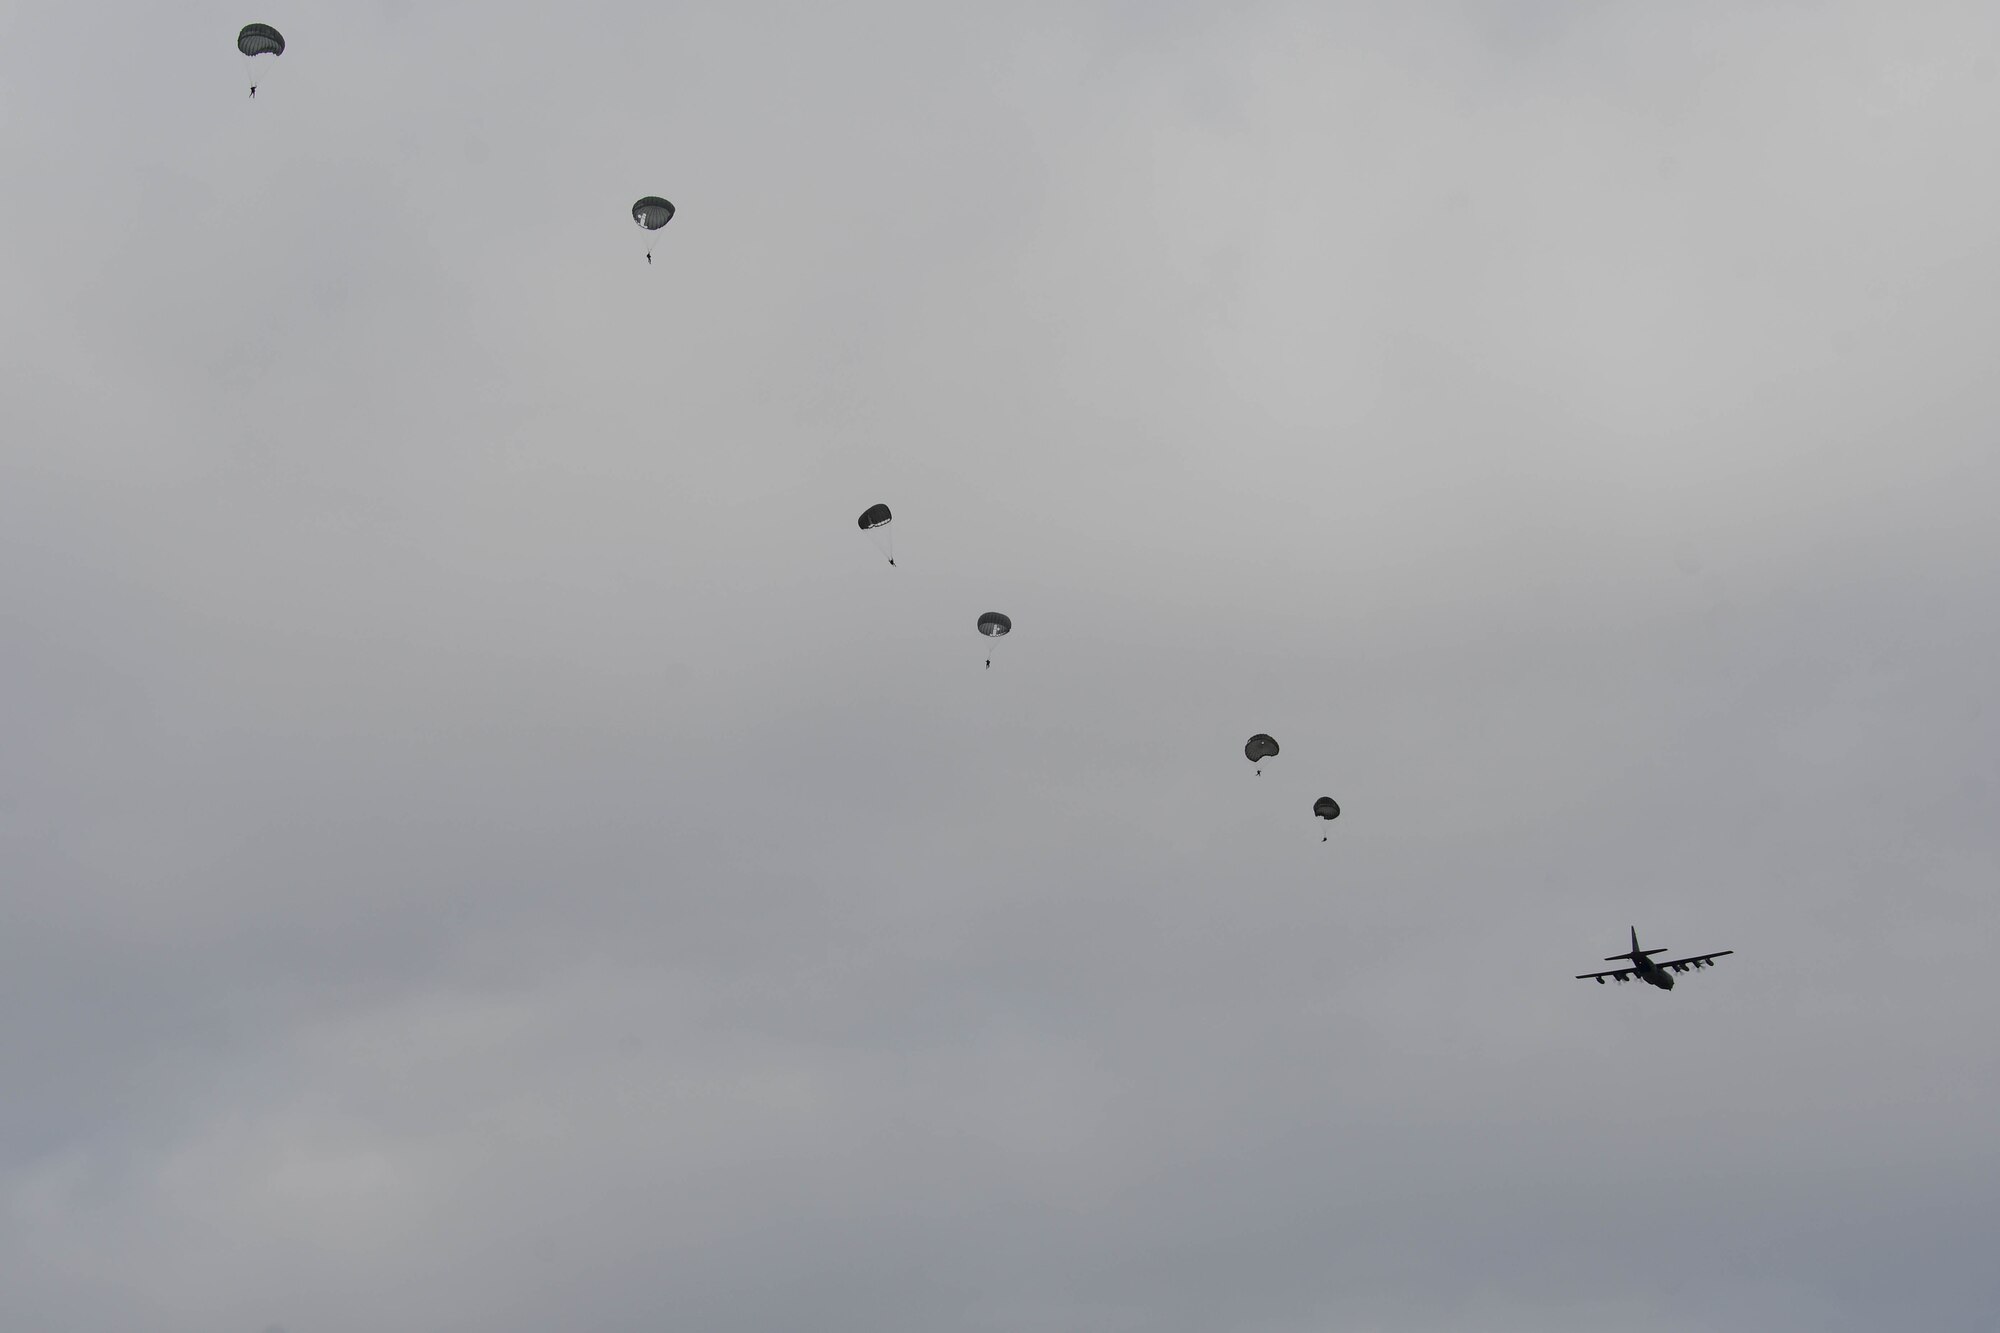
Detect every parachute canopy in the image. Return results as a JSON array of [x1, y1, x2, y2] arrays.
[[857, 503, 891, 531], [238, 23, 284, 57], [977, 612, 1012, 638], [1314, 797, 1341, 821], [632, 197, 676, 231], [1244, 734, 1280, 763]]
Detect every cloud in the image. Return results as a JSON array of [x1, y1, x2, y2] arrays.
[[2, 2, 1998, 1330]]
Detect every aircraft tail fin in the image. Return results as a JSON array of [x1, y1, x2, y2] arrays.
[[1605, 926, 1669, 962]]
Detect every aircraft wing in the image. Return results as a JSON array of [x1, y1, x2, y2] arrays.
[[1574, 967, 1635, 982], [1658, 950, 1733, 971]]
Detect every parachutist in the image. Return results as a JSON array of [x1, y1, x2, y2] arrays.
[[238, 25, 284, 95], [985, 659, 991, 669], [858, 503, 895, 564], [633, 197, 675, 262], [888, 559, 895, 567]]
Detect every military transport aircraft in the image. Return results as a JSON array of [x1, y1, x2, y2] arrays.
[[1575, 927, 1733, 990]]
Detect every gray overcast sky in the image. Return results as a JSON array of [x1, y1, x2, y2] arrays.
[[3, 2, 1998, 1330]]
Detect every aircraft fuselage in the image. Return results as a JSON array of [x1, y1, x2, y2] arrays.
[[1635, 957, 1674, 990]]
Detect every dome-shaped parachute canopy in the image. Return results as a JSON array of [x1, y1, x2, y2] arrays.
[[977, 612, 1012, 638], [238, 23, 285, 57], [1244, 734, 1280, 763], [632, 197, 676, 231], [857, 503, 891, 531]]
